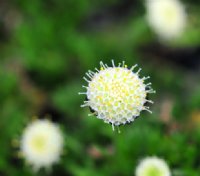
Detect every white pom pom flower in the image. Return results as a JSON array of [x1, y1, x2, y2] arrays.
[[79, 60, 155, 130], [136, 157, 171, 176], [145, 0, 187, 40], [20, 119, 64, 171]]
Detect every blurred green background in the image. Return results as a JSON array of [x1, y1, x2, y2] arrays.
[[0, 0, 200, 175]]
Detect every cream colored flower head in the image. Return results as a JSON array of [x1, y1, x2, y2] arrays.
[[136, 157, 171, 176], [146, 0, 187, 40], [79, 60, 155, 130], [20, 119, 64, 171]]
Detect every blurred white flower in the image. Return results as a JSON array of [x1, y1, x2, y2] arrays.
[[136, 157, 171, 176], [20, 119, 64, 171], [146, 0, 187, 40], [79, 60, 155, 130]]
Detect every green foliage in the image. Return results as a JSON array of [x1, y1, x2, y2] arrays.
[[0, 0, 200, 175]]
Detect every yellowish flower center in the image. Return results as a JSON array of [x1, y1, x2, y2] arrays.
[[30, 135, 47, 153], [144, 166, 163, 176], [162, 6, 177, 25]]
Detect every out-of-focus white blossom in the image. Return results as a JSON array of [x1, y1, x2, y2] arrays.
[[136, 157, 171, 176], [146, 0, 187, 40], [20, 119, 64, 171]]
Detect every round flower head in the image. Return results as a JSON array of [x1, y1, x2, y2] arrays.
[[145, 0, 187, 40], [136, 157, 171, 176], [20, 119, 64, 171], [79, 60, 155, 130]]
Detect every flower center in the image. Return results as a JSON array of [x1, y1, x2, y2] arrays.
[[31, 135, 47, 153], [111, 81, 127, 100], [162, 6, 177, 24], [145, 166, 163, 176]]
